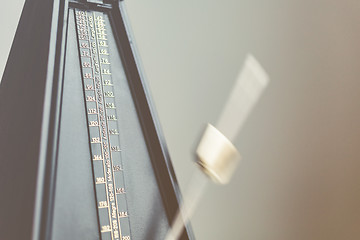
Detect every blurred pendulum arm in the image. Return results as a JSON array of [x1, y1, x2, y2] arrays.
[[216, 54, 270, 141], [165, 54, 270, 240]]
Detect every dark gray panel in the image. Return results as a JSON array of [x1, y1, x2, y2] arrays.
[[52, 9, 99, 240], [105, 13, 170, 240]]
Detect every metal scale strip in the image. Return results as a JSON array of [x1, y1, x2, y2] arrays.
[[75, 9, 131, 240]]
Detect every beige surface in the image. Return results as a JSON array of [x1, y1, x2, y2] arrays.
[[1, 1, 360, 239]]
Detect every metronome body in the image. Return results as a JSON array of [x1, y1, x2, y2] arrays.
[[0, 1, 192, 240]]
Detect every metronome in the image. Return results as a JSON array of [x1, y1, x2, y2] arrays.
[[0, 0, 193, 239]]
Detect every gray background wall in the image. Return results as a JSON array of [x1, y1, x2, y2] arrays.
[[1, 1, 360, 239]]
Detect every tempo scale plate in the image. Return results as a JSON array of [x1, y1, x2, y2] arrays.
[[74, 9, 131, 240]]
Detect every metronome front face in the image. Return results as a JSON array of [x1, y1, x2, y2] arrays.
[[53, 7, 168, 240], [0, 1, 192, 240]]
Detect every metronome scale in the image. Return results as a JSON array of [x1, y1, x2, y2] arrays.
[[74, 9, 133, 240], [0, 0, 193, 239]]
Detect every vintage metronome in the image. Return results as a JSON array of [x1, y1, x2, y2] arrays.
[[0, 0, 193, 239]]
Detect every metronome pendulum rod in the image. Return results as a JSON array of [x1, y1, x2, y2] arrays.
[[165, 170, 209, 240], [165, 54, 270, 240]]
